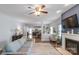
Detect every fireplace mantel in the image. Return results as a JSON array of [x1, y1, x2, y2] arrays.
[[62, 33, 79, 48]]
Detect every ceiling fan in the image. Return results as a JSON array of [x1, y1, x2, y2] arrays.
[[27, 4, 48, 16]]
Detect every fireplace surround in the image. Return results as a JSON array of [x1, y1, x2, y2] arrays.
[[65, 38, 79, 55]]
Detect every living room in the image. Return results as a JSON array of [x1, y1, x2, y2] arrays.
[[0, 4, 79, 55]]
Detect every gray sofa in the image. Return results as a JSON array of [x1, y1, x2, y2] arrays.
[[2, 36, 32, 55]]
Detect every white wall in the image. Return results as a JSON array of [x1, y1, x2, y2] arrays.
[[41, 17, 61, 41], [41, 24, 50, 41], [0, 12, 24, 46], [50, 17, 61, 30]]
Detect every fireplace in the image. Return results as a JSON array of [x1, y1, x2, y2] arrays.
[[65, 38, 79, 55]]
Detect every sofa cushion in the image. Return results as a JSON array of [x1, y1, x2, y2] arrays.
[[18, 37, 26, 45], [5, 40, 21, 52], [18, 39, 23, 46]]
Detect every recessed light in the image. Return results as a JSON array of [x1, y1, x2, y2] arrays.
[[56, 10, 61, 14]]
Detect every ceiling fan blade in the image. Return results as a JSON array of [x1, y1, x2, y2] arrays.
[[41, 11, 48, 14], [28, 12, 35, 15], [28, 6, 32, 9], [41, 5, 45, 9], [28, 7, 35, 10]]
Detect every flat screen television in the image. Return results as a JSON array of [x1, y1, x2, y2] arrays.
[[62, 14, 79, 28]]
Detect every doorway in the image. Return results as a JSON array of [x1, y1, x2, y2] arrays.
[[32, 29, 41, 43]]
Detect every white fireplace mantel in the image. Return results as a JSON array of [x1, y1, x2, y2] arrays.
[[62, 33, 79, 48]]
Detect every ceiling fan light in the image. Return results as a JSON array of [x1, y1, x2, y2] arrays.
[[35, 11, 41, 16], [27, 4, 47, 16]]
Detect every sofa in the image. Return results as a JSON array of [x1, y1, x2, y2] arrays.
[[2, 36, 32, 55]]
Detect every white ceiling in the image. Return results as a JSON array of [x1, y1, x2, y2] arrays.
[[0, 4, 75, 25]]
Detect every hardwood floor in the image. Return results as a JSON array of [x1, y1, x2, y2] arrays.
[[27, 39, 61, 55], [50, 41, 72, 55], [55, 47, 72, 55], [35, 38, 41, 43], [26, 38, 72, 55], [33, 37, 41, 43]]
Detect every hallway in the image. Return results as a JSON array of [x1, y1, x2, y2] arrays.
[[27, 41, 61, 55]]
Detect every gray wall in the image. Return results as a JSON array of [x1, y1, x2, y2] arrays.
[[62, 5, 79, 34]]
